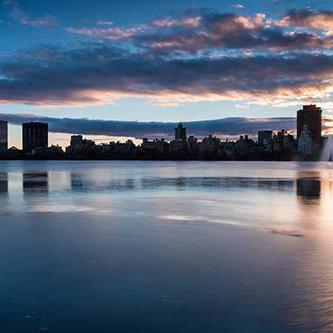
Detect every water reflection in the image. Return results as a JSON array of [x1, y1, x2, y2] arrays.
[[0, 161, 333, 333], [70, 172, 85, 190], [140, 177, 295, 191], [68, 174, 295, 193], [296, 172, 321, 204], [70, 172, 138, 191], [0, 173, 8, 214], [0, 168, 329, 208], [0, 172, 8, 195], [23, 172, 49, 195], [292, 171, 333, 331]]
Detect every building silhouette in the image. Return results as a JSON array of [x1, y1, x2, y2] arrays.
[[297, 105, 322, 144], [23, 122, 48, 153], [0, 103, 327, 161], [70, 135, 84, 146], [66, 135, 97, 157], [258, 131, 273, 146], [0, 120, 8, 152], [175, 122, 187, 141], [141, 138, 169, 159]]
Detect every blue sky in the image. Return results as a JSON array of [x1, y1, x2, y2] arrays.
[[1, 0, 333, 146]]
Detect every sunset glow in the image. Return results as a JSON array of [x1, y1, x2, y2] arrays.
[[0, 0, 332, 143]]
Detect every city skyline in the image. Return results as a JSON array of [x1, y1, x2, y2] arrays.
[[0, 104, 327, 160], [2, 2, 333, 332], [1, 0, 333, 147], [1, 109, 333, 149]]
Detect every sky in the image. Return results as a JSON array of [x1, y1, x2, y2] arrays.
[[1, 0, 333, 147]]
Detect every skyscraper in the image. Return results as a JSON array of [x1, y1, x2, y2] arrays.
[[0, 121, 8, 152], [23, 122, 48, 153], [258, 130, 273, 146], [175, 122, 187, 141], [297, 105, 322, 144]]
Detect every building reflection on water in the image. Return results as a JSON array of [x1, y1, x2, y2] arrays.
[[296, 171, 321, 204], [70, 172, 138, 192], [0, 172, 8, 195], [69, 173, 297, 193], [0, 170, 327, 203], [295, 169, 333, 237], [23, 172, 49, 195], [292, 170, 333, 331], [70, 172, 85, 191], [0, 168, 331, 219], [0, 173, 8, 214]]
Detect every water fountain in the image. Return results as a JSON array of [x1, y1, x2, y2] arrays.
[[321, 136, 333, 161]]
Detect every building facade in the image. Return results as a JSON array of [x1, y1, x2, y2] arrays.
[[23, 122, 48, 153], [298, 125, 314, 156], [0, 121, 8, 152], [297, 105, 322, 144], [258, 130, 273, 146], [175, 122, 187, 141], [67, 135, 95, 153]]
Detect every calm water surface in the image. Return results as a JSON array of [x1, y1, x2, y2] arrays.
[[1, 161, 333, 333]]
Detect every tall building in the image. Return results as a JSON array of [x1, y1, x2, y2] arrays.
[[0, 121, 8, 152], [175, 122, 187, 141], [297, 125, 313, 156], [297, 105, 322, 144], [70, 135, 84, 147], [23, 122, 48, 153], [258, 130, 273, 146], [66, 135, 95, 154]]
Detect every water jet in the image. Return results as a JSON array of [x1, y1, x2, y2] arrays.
[[321, 136, 333, 161]]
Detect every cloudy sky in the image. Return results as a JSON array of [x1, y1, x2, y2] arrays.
[[1, 0, 333, 147]]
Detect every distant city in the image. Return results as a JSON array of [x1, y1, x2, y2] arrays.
[[0, 105, 329, 161]]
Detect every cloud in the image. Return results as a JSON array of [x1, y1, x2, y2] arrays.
[[232, 4, 245, 9], [67, 9, 332, 53], [4, 0, 58, 27], [97, 21, 114, 26], [278, 9, 333, 34], [0, 8, 333, 108], [1, 45, 333, 106], [0, 113, 297, 139]]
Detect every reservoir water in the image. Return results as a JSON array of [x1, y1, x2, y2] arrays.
[[1, 160, 333, 333]]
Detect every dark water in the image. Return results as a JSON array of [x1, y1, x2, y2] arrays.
[[1, 161, 333, 333]]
